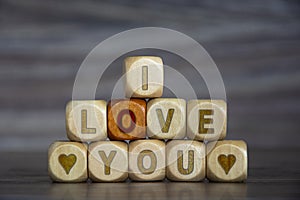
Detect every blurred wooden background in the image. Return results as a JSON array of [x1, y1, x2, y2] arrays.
[[0, 0, 299, 151]]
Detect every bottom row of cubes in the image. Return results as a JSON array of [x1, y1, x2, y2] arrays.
[[48, 140, 247, 183]]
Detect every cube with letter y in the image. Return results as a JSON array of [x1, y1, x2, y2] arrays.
[[88, 141, 128, 182]]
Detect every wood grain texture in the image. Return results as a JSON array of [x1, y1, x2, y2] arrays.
[[129, 140, 165, 181], [206, 140, 247, 182], [48, 141, 88, 182], [187, 100, 226, 141], [66, 100, 107, 142], [166, 140, 206, 181], [88, 141, 128, 182], [147, 98, 186, 139], [108, 99, 146, 140], [124, 56, 163, 98], [0, 0, 299, 152]]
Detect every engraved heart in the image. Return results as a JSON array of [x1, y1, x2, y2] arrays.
[[58, 154, 77, 175], [218, 154, 236, 175]]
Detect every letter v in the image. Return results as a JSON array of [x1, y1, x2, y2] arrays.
[[156, 108, 175, 133]]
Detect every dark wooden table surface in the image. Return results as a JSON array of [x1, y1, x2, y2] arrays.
[[0, 148, 299, 200]]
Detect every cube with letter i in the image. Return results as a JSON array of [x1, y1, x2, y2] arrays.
[[124, 56, 164, 98]]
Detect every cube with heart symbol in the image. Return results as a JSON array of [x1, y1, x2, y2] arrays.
[[48, 141, 88, 182], [206, 140, 248, 182]]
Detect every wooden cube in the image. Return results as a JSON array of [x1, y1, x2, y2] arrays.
[[124, 56, 163, 98], [187, 100, 226, 141], [88, 141, 128, 182], [147, 98, 186, 139], [129, 140, 165, 181], [206, 140, 248, 182], [66, 100, 107, 142], [166, 140, 206, 181], [48, 141, 88, 182], [108, 99, 146, 140]]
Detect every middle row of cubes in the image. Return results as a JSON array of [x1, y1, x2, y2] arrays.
[[66, 98, 227, 142]]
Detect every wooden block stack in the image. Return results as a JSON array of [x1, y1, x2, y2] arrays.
[[48, 56, 248, 183]]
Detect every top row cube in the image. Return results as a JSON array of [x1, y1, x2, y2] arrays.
[[124, 56, 163, 98]]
